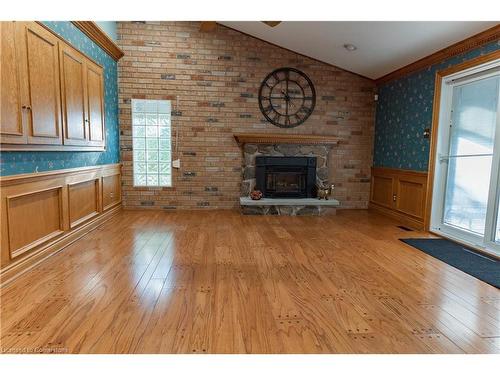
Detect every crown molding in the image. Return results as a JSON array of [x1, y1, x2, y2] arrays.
[[376, 24, 500, 85], [71, 21, 124, 61]]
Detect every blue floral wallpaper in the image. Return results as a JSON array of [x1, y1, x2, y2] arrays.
[[374, 40, 500, 171], [0, 21, 119, 176]]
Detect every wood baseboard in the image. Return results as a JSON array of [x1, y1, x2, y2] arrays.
[[0, 204, 121, 287]]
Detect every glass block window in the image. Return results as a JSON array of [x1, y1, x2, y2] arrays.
[[132, 99, 172, 187]]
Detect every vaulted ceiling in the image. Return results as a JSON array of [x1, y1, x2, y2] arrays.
[[218, 21, 499, 79]]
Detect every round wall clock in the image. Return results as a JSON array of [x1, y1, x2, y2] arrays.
[[258, 67, 316, 128]]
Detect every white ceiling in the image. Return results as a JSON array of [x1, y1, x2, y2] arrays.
[[218, 21, 499, 79]]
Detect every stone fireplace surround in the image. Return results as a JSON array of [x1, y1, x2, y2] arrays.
[[234, 133, 340, 215]]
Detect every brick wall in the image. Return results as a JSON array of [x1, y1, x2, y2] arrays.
[[117, 21, 376, 210]]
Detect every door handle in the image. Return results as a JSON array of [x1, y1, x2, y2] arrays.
[[438, 154, 449, 163], [439, 153, 492, 163]]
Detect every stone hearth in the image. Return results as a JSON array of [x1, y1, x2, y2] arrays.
[[240, 197, 339, 216], [234, 133, 340, 215]]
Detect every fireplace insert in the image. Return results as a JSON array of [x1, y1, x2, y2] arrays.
[[255, 156, 316, 198]]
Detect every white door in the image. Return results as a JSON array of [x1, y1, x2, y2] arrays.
[[431, 60, 500, 256]]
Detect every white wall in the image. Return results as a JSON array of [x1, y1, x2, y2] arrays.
[[95, 21, 117, 41]]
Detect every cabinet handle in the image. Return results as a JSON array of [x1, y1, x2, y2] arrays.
[[22, 105, 31, 110], [85, 119, 89, 123]]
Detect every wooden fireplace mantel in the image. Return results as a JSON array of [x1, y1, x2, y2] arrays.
[[233, 133, 340, 145]]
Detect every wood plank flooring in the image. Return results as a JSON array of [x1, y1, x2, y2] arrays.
[[1, 209, 499, 353]]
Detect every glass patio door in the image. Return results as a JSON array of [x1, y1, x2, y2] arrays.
[[431, 62, 500, 256]]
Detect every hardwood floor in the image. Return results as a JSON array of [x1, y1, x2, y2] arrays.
[[1, 209, 499, 354]]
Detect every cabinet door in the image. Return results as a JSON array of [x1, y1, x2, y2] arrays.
[[86, 62, 105, 147], [16, 22, 62, 145], [1, 22, 26, 144], [59, 43, 88, 146]]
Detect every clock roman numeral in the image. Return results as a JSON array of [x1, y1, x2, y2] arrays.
[[263, 105, 273, 114]]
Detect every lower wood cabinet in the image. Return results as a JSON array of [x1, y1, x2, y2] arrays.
[[0, 164, 121, 284], [370, 167, 428, 230]]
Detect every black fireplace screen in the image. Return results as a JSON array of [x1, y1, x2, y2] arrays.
[[255, 156, 316, 198]]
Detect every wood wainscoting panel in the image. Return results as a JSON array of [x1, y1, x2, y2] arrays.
[[371, 175, 394, 208], [6, 187, 64, 259], [396, 178, 426, 219], [102, 173, 121, 211], [68, 178, 100, 228], [370, 167, 428, 230], [0, 163, 121, 284]]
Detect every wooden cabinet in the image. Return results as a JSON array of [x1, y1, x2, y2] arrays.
[[85, 61, 105, 147], [17, 21, 63, 145], [1, 22, 25, 144], [60, 43, 105, 148], [0, 21, 106, 151], [60, 43, 88, 146], [370, 167, 428, 230]]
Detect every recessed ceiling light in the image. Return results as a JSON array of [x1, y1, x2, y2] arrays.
[[343, 44, 357, 51]]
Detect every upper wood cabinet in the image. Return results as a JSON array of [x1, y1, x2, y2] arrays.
[[60, 43, 88, 146], [1, 22, 25, 144], [17, 21, 63, 145], [0, 21, 106, 151], [85, 61, 105, 147]]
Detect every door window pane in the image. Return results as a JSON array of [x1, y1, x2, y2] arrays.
[[444, 155, 492, 234], [132, 99, 172, 187], [449, 77, 498, 157], [496, 190, 500, 243], [443, 77, 499, 235]]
